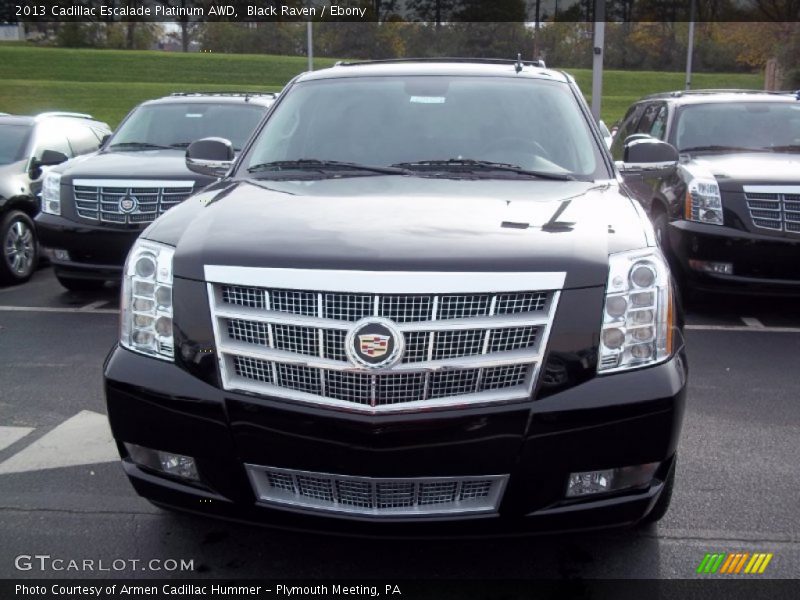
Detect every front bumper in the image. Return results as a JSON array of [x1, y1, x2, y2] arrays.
[[668, 220, 800, 295], [105, 345, 687, 536], [35, 213, 143, 280]]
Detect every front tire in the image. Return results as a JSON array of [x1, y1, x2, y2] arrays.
[[56, 274, 106, 292], [0, 210, 38, 285]]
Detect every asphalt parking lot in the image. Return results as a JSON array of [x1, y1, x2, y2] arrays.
[[0, 266, 798, 582]]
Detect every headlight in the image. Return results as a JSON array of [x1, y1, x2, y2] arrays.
[[684, 177, 722, 225], [41, 172, 61, 215], [598, 248, 675, 373], [120, 239, 175, 361]]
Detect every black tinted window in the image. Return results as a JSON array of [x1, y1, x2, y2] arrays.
[[247, 76, 604, 178], [112, 103, 265, 150], [610, 103, 645, 159], [0, 124, 31, 165], [675, 102, 800, 150], [33, 127, 71, 159], [67, 124, 104, 155]]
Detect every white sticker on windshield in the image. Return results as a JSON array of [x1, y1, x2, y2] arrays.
[[185, 113, 204, 118], [410, 96, 446, 104]]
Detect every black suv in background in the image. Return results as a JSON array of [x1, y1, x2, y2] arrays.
[[105, 60, 687, 534], [611, 90, 800, 296], [36, 92, 275, 291], [0, 112, 111, 284]]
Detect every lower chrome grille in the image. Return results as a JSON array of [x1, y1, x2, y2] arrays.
[[73, 179, 194, 225], [246, 465, 508, 518], [745, 186, 800, 235], [207, 267, 563, 414]]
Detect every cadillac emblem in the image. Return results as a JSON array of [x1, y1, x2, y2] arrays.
[[118, 195, 138, 214], [345, 318, 404, 369]]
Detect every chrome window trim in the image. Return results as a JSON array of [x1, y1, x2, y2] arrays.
[[205, 266, 566, 294]]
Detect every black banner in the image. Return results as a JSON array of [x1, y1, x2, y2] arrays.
[[2, 0, 800, 23], [2, 579, 799, 600]]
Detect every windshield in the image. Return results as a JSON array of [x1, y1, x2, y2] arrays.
[[110, 102, 266, 151], [0, 124, 32, 165], [675, 101, 800, 152], [244, 76, 604, 179]]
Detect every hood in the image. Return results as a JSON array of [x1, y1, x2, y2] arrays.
[[145, 176, 650, 290], [685, 152, 800, 191], [56, 149, 215, 186]]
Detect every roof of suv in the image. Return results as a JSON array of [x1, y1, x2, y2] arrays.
[[641, 89, 800, 105], [296, 59, 570, 84], [0, 112, 107, 126], [142, 92, 277, 108]]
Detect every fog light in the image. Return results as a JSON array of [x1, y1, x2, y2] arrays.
[[566, 462, 660, 498], [124, 442, 199, 481], [53, 249, 70, 261], [689, 260, 733, 275]]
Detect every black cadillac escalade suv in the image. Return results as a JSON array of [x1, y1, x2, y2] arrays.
[[104, 60, 688, 535], [36, 92, 275, 291], [612, 90, 800, 297]]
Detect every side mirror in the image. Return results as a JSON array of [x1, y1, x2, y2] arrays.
[[186, 137, 234, 178], [617, 136, 679, 173], [28, 149, 69, 179]]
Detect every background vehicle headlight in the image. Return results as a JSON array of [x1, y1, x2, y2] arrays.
[[41, 172, 61, 215], [120, 240, 175, 360], [599, 248, 675, 373], [684, 177, 723, 225]]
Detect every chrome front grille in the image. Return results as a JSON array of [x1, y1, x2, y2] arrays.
[[220, 286, 548, 320], [245, 465, 508, 517], [73, 179, 194, 225], [207, 267, 563, 414], [744, 186, 800, 234]]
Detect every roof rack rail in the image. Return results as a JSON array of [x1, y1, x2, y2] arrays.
[[168, 91, 277, 98], [36, 111, 94, 120], [334, 57, 547, 69], [644, 89, 788, 100]]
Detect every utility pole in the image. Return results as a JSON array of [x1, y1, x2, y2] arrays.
[[591, 0, 605, 120], [685, 0, 696, 90], [307, 21, 313, 71]]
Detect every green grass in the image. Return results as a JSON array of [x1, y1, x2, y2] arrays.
[[0, 45, 764, 127], [0, 46, 337, 126]]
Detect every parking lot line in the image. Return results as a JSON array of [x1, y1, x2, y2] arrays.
[[0, 427, 34, 453], [79, 300, 109, 311], [741, 317, 765, 328], [0, 305, 118, 315], [685, 324, 800, 333]]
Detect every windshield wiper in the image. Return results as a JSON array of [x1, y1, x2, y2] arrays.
[[680, 145, 767, 153], [247, 159, 411, 176], [390, 159, 575, 180], [109, 141, 174, 150]]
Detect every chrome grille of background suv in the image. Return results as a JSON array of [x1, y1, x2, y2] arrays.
[[206, 268, 563, 414], [73, 179, 194, 225], [744, 185, 800, 234]]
